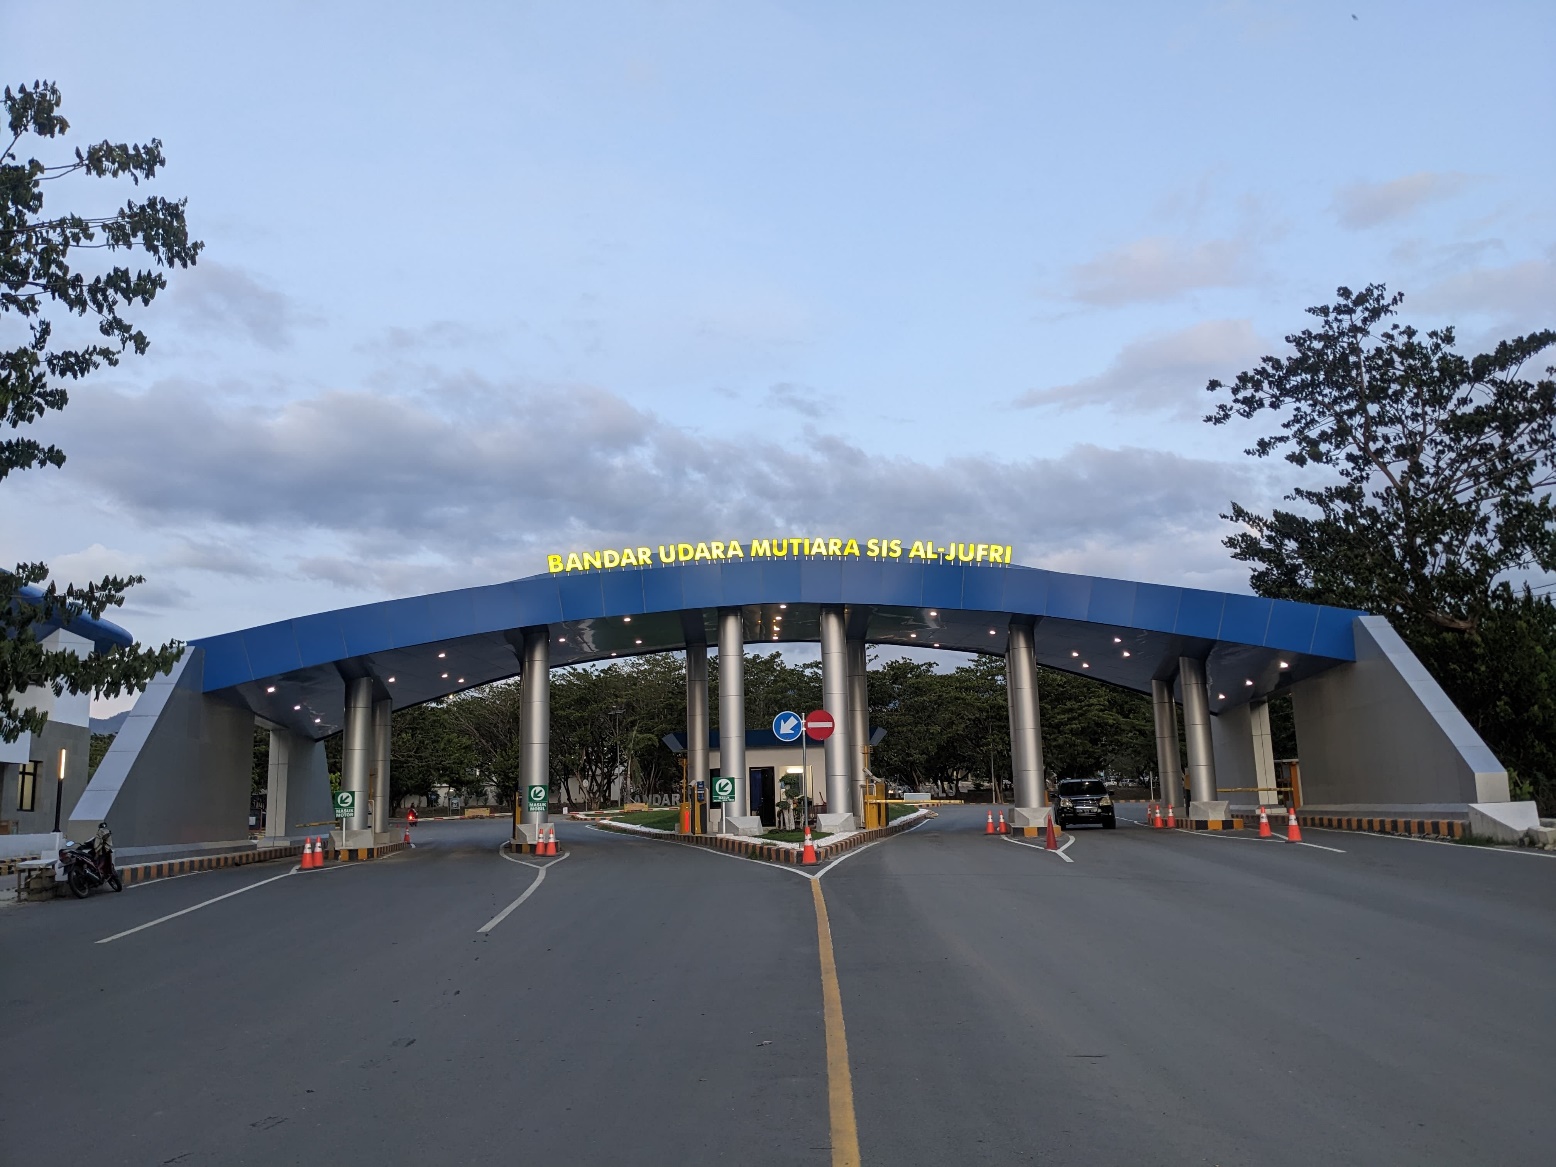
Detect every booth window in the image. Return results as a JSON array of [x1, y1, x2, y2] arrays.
[[17, 762, 39, 812]]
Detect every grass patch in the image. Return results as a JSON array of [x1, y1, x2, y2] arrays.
[[762, 829, 832, 843], [614, 808, 681, 831], [887, 802, 924, 822]]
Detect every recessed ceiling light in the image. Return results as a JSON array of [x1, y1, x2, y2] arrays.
[[441, 673, 449, 679], [1113, 637, 1121, 643], [558, 637, 566, 643], [266, 685, 276, 693], [1082, 662, 1090, 668], [1218, 693, 1226, 700], [929, 610, 937, 616], [611, 652, 617, 656], [457, 678, 465, 683], [293, 704, 302, 711], [779, 604, 787, 609], [438, 652, 446, 658], [314, 717, 321, 723], [1278, 660, 1289, 669], [623, 616, 631, 622], [1122, 651, 1131, 657], [635, 639, 642, 645], [1245, 679, 1254, 686], [933, 643, 940, 648], [387, 677, 395, 683], [1071, 651, 1079, 657], [910, 633, 917, 638], [989, 629, 996, 635]]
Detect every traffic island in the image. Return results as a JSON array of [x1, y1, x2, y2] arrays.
[[593, 808, 933, 865]]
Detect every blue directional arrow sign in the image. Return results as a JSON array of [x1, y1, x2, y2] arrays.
[[772, 710, 803, 742]]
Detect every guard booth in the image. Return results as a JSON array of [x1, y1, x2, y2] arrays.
[[750, 767, 777, 827]]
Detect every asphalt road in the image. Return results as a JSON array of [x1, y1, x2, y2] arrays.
[[2, 806, 1552, 1165]]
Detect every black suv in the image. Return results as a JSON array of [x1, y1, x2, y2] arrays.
[[1055, 779, 1116, 829]]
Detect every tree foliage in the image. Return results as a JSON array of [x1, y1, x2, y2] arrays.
[[1208, 286, 1556, 811], [1, 81, 198, 741]]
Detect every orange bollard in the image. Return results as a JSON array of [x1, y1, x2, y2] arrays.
[[1166, 804, 1177, 829], [1045, 815, 1060, 851], [997, 811, 1009, 835], [1257, 805, 1272, 838], [1286, 807, 1302, 843], [985, 810, 995, 835], [681, 803, 691, 835], [801, 825, 817, 865]]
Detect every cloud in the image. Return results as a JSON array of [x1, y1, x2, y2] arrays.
[[765, 382, 827, 413], [1412, 248, 1556, 325], [167, 261, 311, 349], [1332, 172, 1474, 230], [1065, 236, 1257, 305], [45, 376, 1257, 595], [1015, 319, 1269, 418]]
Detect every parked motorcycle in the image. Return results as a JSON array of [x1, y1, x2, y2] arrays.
[[60, 823, 122, 898]]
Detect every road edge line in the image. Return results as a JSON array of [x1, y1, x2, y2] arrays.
[[811, 880, 861, 1167]]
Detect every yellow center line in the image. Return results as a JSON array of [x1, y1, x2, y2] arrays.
[[812, 879, 861, 1167]]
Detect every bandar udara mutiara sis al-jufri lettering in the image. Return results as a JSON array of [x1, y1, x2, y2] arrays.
[[547, 537, 1016, 574]]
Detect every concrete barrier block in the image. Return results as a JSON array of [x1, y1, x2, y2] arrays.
[[1467, 801, 1541, 843]]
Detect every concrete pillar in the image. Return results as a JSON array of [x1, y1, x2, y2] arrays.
[[718, 608, 748, 822], [519, 626, 550, 838], [1006, 618, 1048, 826], [846, 637, 869, 820], [342, 676, 374, 834], [818, 605, 855, 829], [371, 697, 392, 834], [264, 727, 291, 844], [1250, 699, 1278, 807], [686, 641, 709, 808], [1179, 656, 1222, 817], [1151, 678, 1183, 810]]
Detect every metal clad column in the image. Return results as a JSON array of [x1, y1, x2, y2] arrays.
[[520, 626, 551, 831], [819, 605, 853, 822], [846, 637, 869, 818], [1006, 619, 1046, 810], [342, 677, 375, 833], [1250, 698, 1277, 807], [1179, 656, 1218, 805], [686, 640, 709, 806], [371, 697, 392, 835], [265, 728, 290, 843], [717, 608, 748, 821], [1151, 678, 1183, 809]]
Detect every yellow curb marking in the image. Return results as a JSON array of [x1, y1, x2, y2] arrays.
[[812, 879, 861, 1167]]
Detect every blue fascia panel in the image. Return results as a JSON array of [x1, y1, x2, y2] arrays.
[[800, 560, 844, 604], [423, 589, 480, 643], [601, 570, 647, 617], [961, 565, 1006, 612], [469, 581, 524, 636], [680, 564, 724, 609], [1086, 578, 1137, 627], [1130, 583, 1180, 635], [1263, 599, 1321, 655], [840, 559, 883, 603], [511, 577, 565, 628], [919, 562, 965, 611], [720, 560, 766, 607], [761, 558, 803, 603], [1046, 574, 1091, 621], [1001, 568, 1048, 617], [558, 574, 606, 621], [336, 602, 395, 658], [195, 634, 254, 690], [240, 623, 303, 681], [291, 612, 350, 670], [1311, 608, 1359, 660], [1175, 589, 1226, 640], [1218, 593, 1273, 648], [639, 567, 683, 616], [874, 561, 924, 606]]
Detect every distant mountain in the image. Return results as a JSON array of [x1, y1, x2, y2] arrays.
[[90, 711, 130, 735]]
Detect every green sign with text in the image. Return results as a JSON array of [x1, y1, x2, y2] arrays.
[[334, 790, 356, 817], [526, 784, 548, 811], [711, 776, 735, 804]]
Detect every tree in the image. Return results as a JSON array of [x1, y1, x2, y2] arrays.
[[390, 702, 477, 807], [2, 81, 199, 741], [1207, 285, 1556, 811]]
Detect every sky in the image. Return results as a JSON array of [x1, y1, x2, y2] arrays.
[[4, 1, 1553, 715]]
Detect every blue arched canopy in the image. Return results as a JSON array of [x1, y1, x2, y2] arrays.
[[191, 560, 1362, 741]]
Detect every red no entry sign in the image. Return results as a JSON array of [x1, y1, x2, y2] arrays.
[[805, 709, 835, 741]]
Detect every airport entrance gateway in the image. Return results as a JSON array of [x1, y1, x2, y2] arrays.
[[76, 549, 1512, 850]]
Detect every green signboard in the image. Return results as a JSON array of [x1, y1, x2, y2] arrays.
[[711, 776, 735, 804], [334, 790, 356, 817], [526, 784, 548, 811]]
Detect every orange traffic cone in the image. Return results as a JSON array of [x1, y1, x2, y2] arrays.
[[1045, 815, 1060, 851], [300, 837, 313, 869], [547, 824, 559, 856], [311, 837, 324, 868], [1152, 804, 1163, 829], [1257, 805, 1272, 838], [997, 811, 1009, 835], [985, 810, 995, 835], [1286, 807, 1302, 843], [1166, 804, 1177, 829], [801, 825, 817, 865]]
